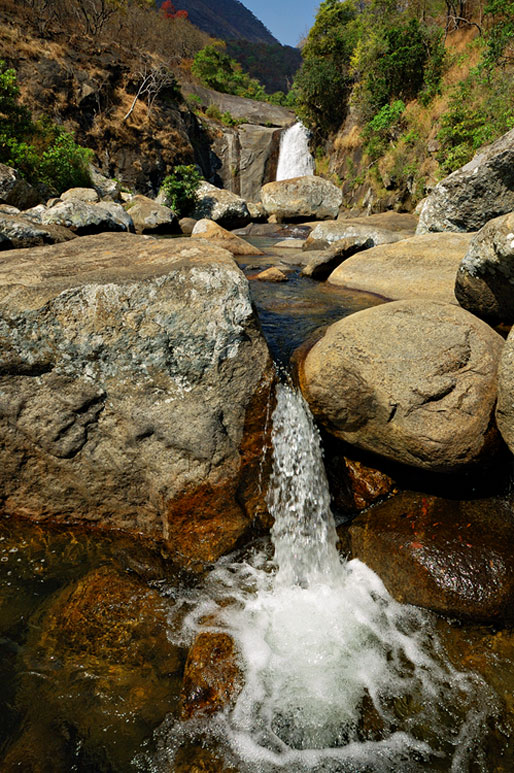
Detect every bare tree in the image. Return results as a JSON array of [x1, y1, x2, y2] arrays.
[[123, 59, 178, 121]]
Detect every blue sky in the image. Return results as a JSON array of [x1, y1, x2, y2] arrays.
[[243, 0, 319, 47]]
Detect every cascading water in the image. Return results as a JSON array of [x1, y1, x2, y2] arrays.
[[276, 122, 315, 181], [151, 385, 498, 773]]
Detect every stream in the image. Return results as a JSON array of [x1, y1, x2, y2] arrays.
[[0, 236, 513, 771]]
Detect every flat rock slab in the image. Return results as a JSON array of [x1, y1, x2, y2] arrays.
[[348, 491, 514, 623], [192, 218, 263, 255], [328, 232, 473, 304], [0, 233, 273, 568], [304, 214, 415, 250]]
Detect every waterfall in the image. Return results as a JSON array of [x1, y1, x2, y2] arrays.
[[276, 122, 315, 181], [159, 385, 497, 773]]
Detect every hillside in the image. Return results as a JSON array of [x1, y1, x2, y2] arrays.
[[156, 0, 279, 44]]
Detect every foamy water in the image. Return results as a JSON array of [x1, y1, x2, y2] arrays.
[[276, 122, 315, 181], [146, 385, 497, 772]]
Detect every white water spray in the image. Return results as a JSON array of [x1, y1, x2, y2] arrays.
[[157, 385, 497, 773], [276, 122, 315, 181]]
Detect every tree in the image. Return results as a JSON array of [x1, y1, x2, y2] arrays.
[[161, 0, 188, 19]]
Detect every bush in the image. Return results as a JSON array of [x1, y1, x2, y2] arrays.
[[191, 44, 267, 101], [38, 127, 93, 191], [159, 164, 203, 216]]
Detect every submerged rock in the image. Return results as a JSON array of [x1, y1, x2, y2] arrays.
[[260, 176, 343, 221], [328, 232, 473, 304], [417, 127, 514, 233], [455, 211, 514, 322], [0, 233, 274, 567], [300, 300, 503, 472], [347, 492, 514, 623], [192, 218, 263, 255]]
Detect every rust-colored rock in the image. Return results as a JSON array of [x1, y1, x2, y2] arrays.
[[254, 266, 288, 282], [348, 492, 514, 623], [181, 631, 243, 720], [344, 458, 395, 510]]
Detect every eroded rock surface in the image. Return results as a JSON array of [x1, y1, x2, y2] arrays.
[[124, 194, 178, 234], [42, 199, 134, 234], [192, 218, 263, 255], [261, 176, 343, 221], [0, 233, 274, 566], [300, 300, 503, 471], [193, 182, 250, 229]]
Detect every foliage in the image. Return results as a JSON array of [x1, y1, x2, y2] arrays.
[[159, 164, 203, 215], [483, 0, 514, 64], [192, 44, 267, 101], [161, 0, 188, 20], [368, 100, 406, 133], [225, 40, 302, 95], [0, 62, 92, 193]]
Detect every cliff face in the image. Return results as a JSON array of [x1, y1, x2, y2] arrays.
[[157, 0, 279, 44]]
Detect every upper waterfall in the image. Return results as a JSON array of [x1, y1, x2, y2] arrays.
[[276, 121, 315, 180]]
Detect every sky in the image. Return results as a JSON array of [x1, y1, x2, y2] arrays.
[[242, 0, 319, 47]]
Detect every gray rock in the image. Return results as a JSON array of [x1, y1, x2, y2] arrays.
[[42, 199, 134, 234], [238, 124, 281, 202], [416, 128, 514, 233], [181, 83, 294, 128], [300, 299, 503, 472], [89, 166, 121, 201], [260, 176, 343, 221], [0, 212, 76, 249], [193, 182, 250, 229], [22, 204, 47, 223], [179, 217, 197, 235], [0, 164, 41, 210], [124, 194, 178, 234], [455, 211, 514, 322], [301, 237, 374, 280], [328, 232, 473, 304], [61, 187, 99, 203], [0, 233, 273, 567], [305, 218, 413, 250], [0, 205, 21, 216]]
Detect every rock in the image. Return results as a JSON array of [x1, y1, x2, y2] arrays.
[[0, 205, 20, 216], [180, 82, 294, 128], [41, 199, 134, 234], [124, 194, 178, 234], [247, 201, 267, 221], [0, 233, 273, 567], [328, 233, 473, 304], [192, 218, 263, 255], [178, 216, 197, 234], [343, 458, 396, 511], [495, 326, 514, 453], [299, 300, 503, 472], [337, 211, 419, 230], [0, 163, 41, 209], [22, 204, 47, 223], [304, 215, 415, 250], [193, 182, 251, 229], [347, 492, 514, 623], [61, 187, 99, 202], [181, 631, 242, 719], [254, 266, 288, 282], [17, 565, 182, 769], [274, 238, 306, 248], [455, 212, 514, 322], [0, 212, 76, 249], [416, 128, 514, 233], [238, 124, 282, 202], [88, 165, 121, 201], [260, 176, 343, 221], [301, 237, 374, 280]]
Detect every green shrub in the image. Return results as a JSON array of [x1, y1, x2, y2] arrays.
[[159, 164, 203, 216], [38, 128, 93, 192], [192, 44, 267, 101]]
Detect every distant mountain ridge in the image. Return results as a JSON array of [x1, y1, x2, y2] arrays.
[[157, 0, 279, 44]]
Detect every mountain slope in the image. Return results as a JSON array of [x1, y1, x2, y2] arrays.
[[158, 0, 279, 44]]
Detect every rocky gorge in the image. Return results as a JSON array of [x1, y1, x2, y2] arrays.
[[2, 107, 514, 770]]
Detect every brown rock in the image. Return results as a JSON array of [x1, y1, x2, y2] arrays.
[[348, 492, 514, 623], [344, 458, 395, 510], [254, 266, 288, 282], [261, 176, 342, 221], [181, 631, 243, 720], [301, 237, 373, 280], [192, 218, 263, 255]]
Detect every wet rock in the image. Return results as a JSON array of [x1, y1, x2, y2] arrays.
[[260, 176, 343, 221], [181, 631, 242, 719], [0, 233, 274, 567], [16, 565, 183, 769], [343, 458, 396, 511], [192, 218, 263, 255], [301, 237, 373, 280], [254, 266, 288, 282], [124, 194, 178, 234], [61, 187, 99, 202], [347, 492, 514, 623], [0, 212, 76, 249], [42, 198, 134, 234], [328, 232, 473, 304], [0, 163, 41, 209], [300, 300, 503, 472], [417, 128, 514, 233], [193, 182, 250, 229], [455, 211, 514, 322], [304, 213, 415, 249]]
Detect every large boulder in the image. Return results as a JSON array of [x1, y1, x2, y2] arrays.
[[0, 212, 76, 249], [0, 164, 41, 210], [260, 176, 343, 221], [61, 187, 99, 203], [328, 232, 473, 304], [193, 182, 250, 229], [0, 233, 274, 568], [42, 199, 134, 234], [124, 194, 178, 234], [417, 128, 514, 233], [301, 237, 374, 280], [347, 492, 514, 623], [299, 300, 503, 472], [304, 212, 416, 249], [496, 326, 514, 453], [455, 211, 514, 322], [192, 218, 263, 255], [238, 123, 282, 202]]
